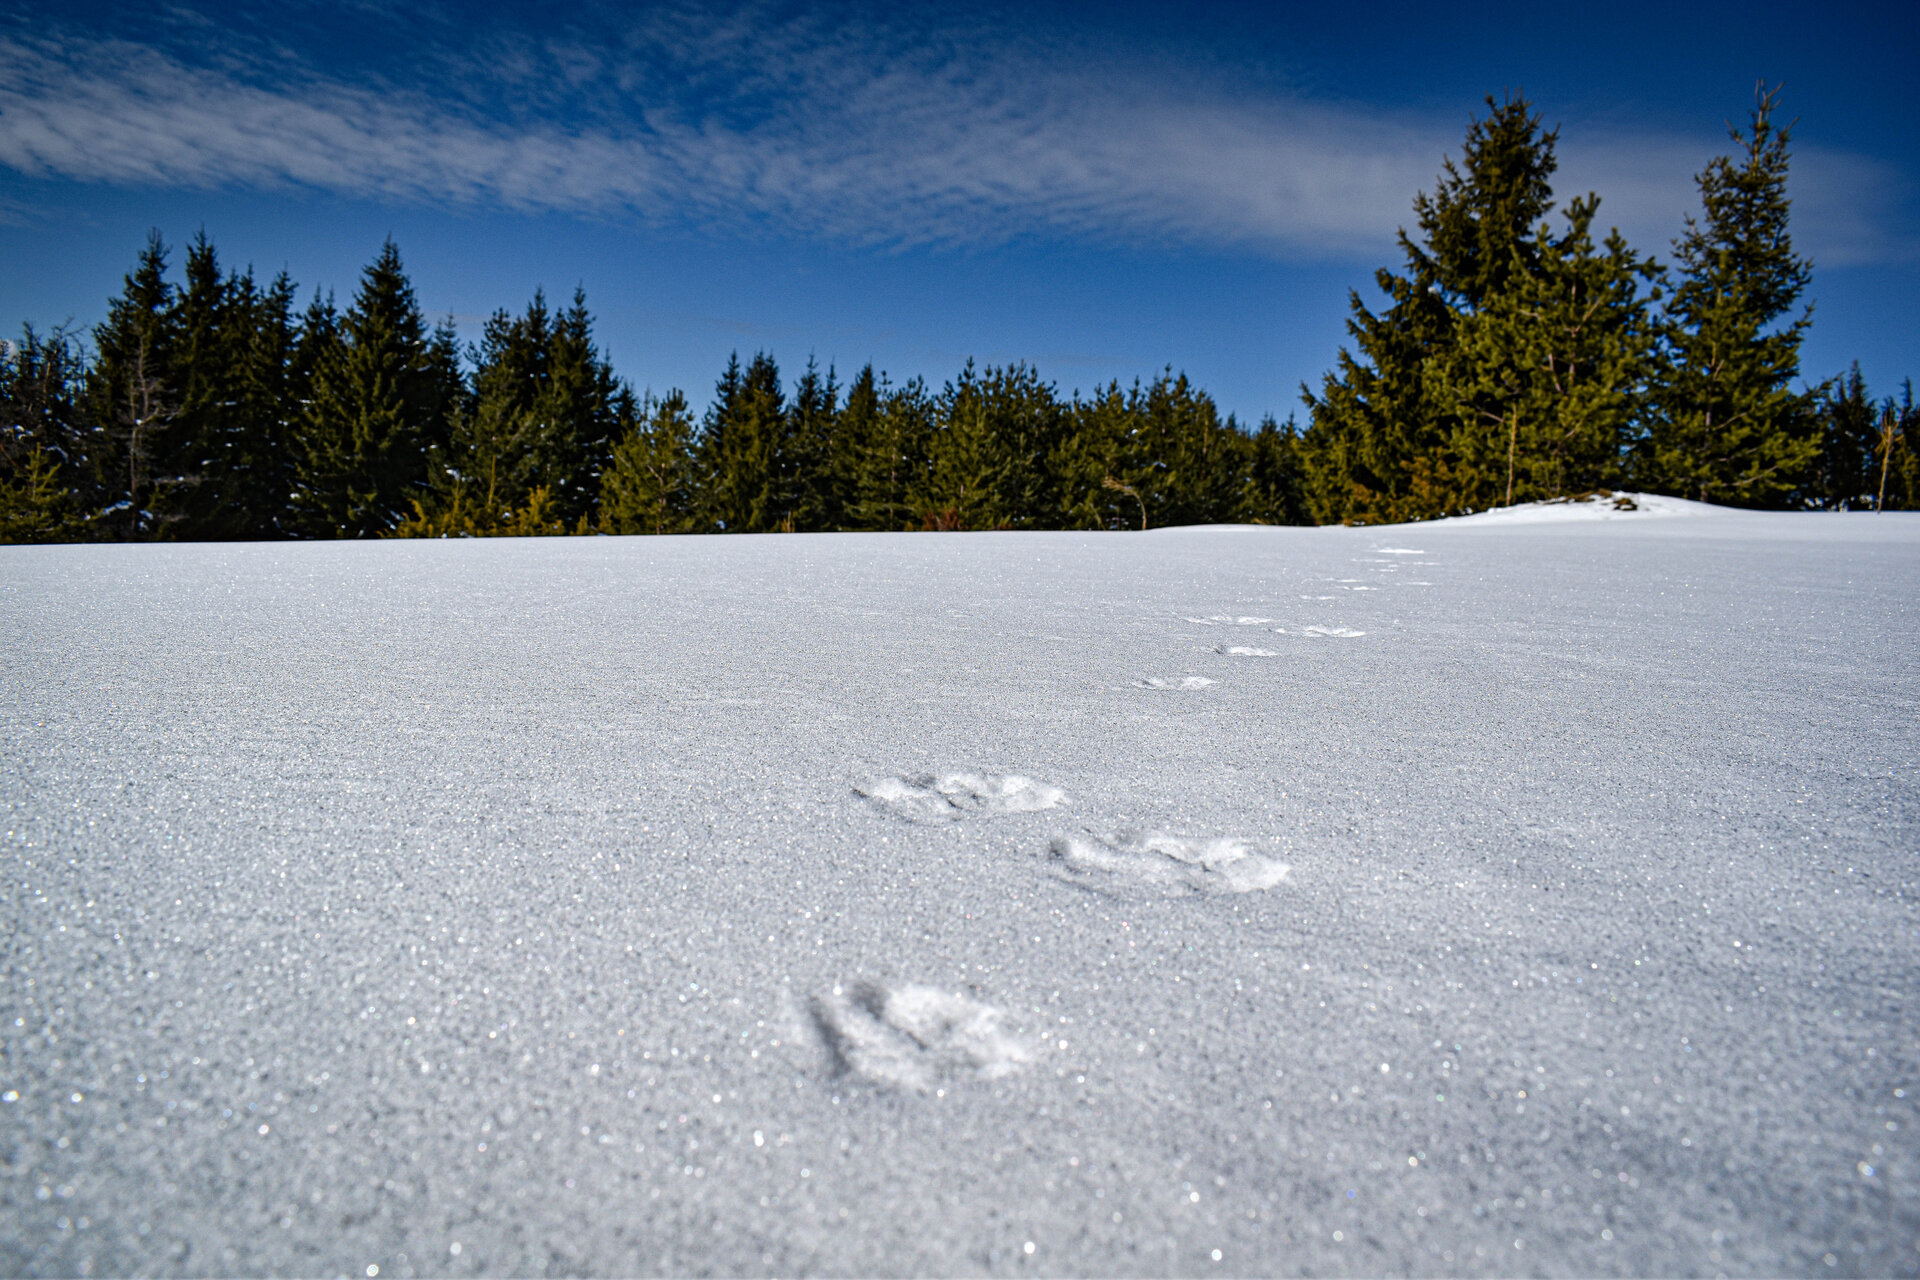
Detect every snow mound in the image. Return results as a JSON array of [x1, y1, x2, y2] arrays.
[[856, 772, 1067, 823], [1136, 676, 1215, 690], [1184, 615, 1274, 626], [1293, 625, 1366, 638], [1216, 645, 1279, 657], [1430, 491, 1721, 525], [809, 982, 1032, 1091], [1046, 831, 1290, 896]]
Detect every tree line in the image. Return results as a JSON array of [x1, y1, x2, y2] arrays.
[[2, 86, 1914, 543], [0, 235, 1301, 542]]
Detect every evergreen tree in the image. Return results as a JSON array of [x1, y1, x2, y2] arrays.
[[600, 389, 699, 535], [1884, 382, 1920, 512], [1301, 96, 1559, 523], [785, 357, 840, 531], [916, 362, 1014, 530], [696, 352, 789, 532], [161, 235, 302, 539], [1056, 382, 1135, 529], [432, 287, 621, 531], [86, 232, 182, 539], [1132, 371, 1248, 527], [1239, 416, 1310, 526], [0, 325, 92, 542], [1813, 364, 1881, 509], [835, 366, 930, 530], [293, 241, 460, 538], [1426, 195, 1659, 506], [1645, 84, 1818, 506], [826, 364, 883, 530], [236, 271, 303, 537]]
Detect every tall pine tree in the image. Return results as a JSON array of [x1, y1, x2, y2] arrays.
[[87, 233, 182, 539], [294, 241, 461, 538], [1426, 195, 1659, 506], [1645, 84, 1818, 506], [1301, 96, 1559, 523], [0, 324, 92, 542], [696, 352, 789, 532]]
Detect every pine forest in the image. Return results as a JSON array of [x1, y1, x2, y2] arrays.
[[4, 87, 1916, 543]]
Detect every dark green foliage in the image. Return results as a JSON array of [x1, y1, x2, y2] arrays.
[[418, 287, 623, 531], [1644, 84, 1819, 506], [1300, 95, 1562, 523], [1888, 384, 1920, 512], [785, 358, 841, 531], [1241, 416, 1310, 526], [1814, 370, 1918, 511], [0, 325, 92, 542], [697, 352, 793, 532], [86, 232, 181, 539], [1057, 373, 1258, 530], [1814, 364, 1881, 509], [600, 389, 700, 535], [78, 233, 306, 540], [1426, 195, 1660, 507], [167, 236, 303, 538], [293, 240, 461, 538]]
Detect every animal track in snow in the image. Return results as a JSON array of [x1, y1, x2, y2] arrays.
[[1046, 831, 1290, 897], [1184, 615, 1273, 626], [809, 982, 1032, 1092], [1137, 676, 1216, 690], [856, 773, 1067, 824], [1215, 645, 1279, 657]]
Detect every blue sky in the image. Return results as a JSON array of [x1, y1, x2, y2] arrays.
[[2, 0, 1915, 422]]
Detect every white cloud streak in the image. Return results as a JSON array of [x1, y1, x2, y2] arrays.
[[0, 10, 1908, 265]]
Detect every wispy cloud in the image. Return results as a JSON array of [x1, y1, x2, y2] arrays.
[[0, 5, 1908, 265]]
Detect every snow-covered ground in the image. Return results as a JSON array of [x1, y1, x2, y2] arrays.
[[2, 508, 1917, 1276], [1431, 490, 1720, 525]]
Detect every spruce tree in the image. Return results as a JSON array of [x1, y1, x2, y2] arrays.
[[1133, 372, 1245, 527], [1885, 383, 1920, 512], [0, 325, 92, 542], [1427, 195, 1659, 506], [293, 241, 458, 537], [696, 352, 788, 532], [164, 235, 302, 539], [1056, 382, 1134, 529], [1239, 416, 1309, 526], [530, 289, 620, 524], [436, 287, 616, 530], [785, 357, 840, 531], [87, 232, 181, 539], [600, 389, 698, 535], [827, 364, 883, 530], [917, 361, 1014, 530], [1813, 364, 1880, 509], [1646, 84, 1818, 506], [1300, 96, 1559, 523], [834, 366, 929, 531]]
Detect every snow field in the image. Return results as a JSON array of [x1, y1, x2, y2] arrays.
[[2, 507, 1917, 1276]]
